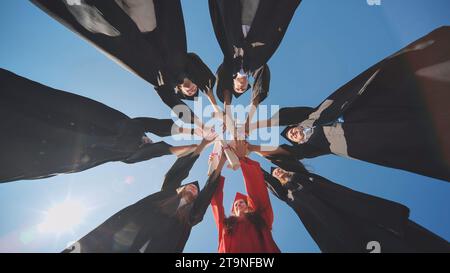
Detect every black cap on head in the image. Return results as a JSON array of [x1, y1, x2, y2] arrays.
[[178, 181, 200, 193]]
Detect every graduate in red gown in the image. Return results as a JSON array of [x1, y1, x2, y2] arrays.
[[211, 140, 280, 253]]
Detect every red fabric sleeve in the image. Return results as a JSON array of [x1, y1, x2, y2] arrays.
[[210, 176, 226, 240], [240, 158, 274, 228]]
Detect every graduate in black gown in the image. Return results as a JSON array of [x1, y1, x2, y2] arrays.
[[209, 0, 301, 125], [251, 27, 450, 182], [31, 0, 217, 126], [0, 68, 199, 183], [257, 155, 450, 253], [63, 139, 227, 253]]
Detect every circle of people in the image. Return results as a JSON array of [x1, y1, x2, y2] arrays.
[[1, 0, 449, 253]]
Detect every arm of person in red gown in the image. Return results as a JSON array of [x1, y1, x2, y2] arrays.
[[240, 157, 274, 229], [210, 175, 226, 240]]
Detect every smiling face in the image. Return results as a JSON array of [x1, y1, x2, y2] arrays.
[[233, 199, 248, 217], [233, 75, 248, 93], [272, 168, 292, 185], [179, 78, 198, 97], [287, 127, 304, 144]]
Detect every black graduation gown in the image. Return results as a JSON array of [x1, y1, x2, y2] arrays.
[[62, 153, 221, 253], [209, 0, 300, 104], [278, 26, 450, 182], [263, 168, 450, 253], [0, 68, 175, 183], [31, 0, 215, 124]]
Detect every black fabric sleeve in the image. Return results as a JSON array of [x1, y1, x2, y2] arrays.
[[161, 153, 200, 192], [123, 141, 173, 164], [266, 154, 309, 173], [404, 220, 450, 253], [280, 144, 328, 159], [208, 0, 243, 60], [277, 106, 314, 126], [31, 0, 165, 87], [186, 53, 216, 93], [251, 64, 270, 105], [154, 86, 196, 124], [262, 169, 288, 202], [189, 170, 223, 226], [132, 117, 174, 137]]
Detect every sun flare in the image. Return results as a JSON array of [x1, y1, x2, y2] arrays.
[[38, 199, 88, 234]]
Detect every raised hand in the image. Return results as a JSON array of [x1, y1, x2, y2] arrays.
[[231, 140, 249, 159], [202, 126, 218, 143]]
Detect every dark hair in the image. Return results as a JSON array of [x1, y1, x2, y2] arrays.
[[223, 211, 267, 236]]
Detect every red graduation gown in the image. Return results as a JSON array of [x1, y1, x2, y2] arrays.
[[211, 158, 280, 253]]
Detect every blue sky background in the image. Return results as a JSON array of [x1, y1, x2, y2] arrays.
[[0, 0, 449, 253]]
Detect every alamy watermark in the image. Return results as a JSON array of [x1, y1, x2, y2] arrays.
[[168, 97, 280, 148], [367, 0, 382, 6]]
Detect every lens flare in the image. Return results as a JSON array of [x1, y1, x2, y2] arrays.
[[38, 199, 88, 234]]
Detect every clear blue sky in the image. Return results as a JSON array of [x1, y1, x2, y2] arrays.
[[0, 0, 449, 253]]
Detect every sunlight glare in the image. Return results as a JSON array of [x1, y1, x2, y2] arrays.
[[38, 199, 88, 234]]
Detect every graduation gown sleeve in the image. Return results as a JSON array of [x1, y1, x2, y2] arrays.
[[185, 53, 216, 93], [208, 0, 243, 63], [242, 0, 302, 72], [151, 0, 188, 82], [132, 117, 175, 137], [160, 153, 200, 192], [31, 0, 165, 87], [250, 64, 271, 105], [211, 175, 226, 240], [280, 143, 329, 159], [0, 68, 173, 183], [240, 157, 274, 228], [404, 220, 450, 253], [189, 172, 224, 226], [122, 141, 173, 164], [296, 26, 450, 181], [277, 107, 315, 126]]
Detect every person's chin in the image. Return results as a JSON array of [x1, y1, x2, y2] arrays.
[[188, 88, 198, 97]]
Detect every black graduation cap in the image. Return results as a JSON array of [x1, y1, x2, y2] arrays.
[[267, 154, 308, 174], [270, 167, 277, 176], [177, 181, 200, 193]]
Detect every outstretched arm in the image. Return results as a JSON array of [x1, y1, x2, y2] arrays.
[[211, 176, 226, 240], [161, 134, 216, 191], [124, 141, 174, 164], [232, 140, 274, 227], [160, 152, 200, 192], [132, 117, 175, 137], [240, 157, 274, 228], [244, 65, 270, 134], [190, 154, 228, 226], [248, 143, 326, 160], [248, 106, 315, 133], [248, 144, 291, 157]]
